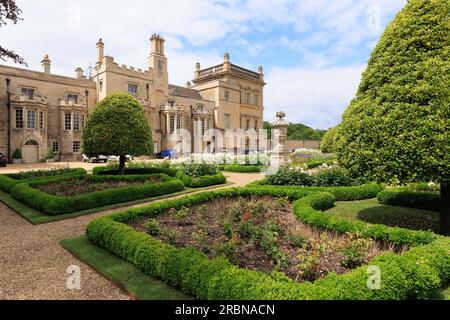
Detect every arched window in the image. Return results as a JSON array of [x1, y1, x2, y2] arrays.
[[25, 140, 38, 146]]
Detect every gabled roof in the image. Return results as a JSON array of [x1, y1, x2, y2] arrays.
[[168, 84, 203, 100]]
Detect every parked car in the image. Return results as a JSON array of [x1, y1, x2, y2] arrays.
[[156, 149, 177, 159], [82, 154, 108, 163], [0, 152, 7, 167]]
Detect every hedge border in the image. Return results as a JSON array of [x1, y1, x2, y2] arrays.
[[93, 166, 179, 177], [0, 168, 87, 193], [175, 171, 227, 188], [219, 164, 265, 173], [86, 185, 448, 300], [377, 189, 440, 212], [11, 173, 185, 216]]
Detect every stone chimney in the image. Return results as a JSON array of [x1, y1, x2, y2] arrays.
[[224, 52, 231, 71], [75, 67, 84, 79], [41, 54, 51, 74], [150, 34, 165, 56], [195, 62, 201, 79], [96, 38, 104, 63], [258, 65, 264, 81]]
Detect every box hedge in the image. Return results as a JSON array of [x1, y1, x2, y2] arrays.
[[175, 171, 226, 188], [93, 166, 178, 177], [86, 186, 448, 300], [377, 189, 440, 212], [11, 173, 185, 215], [219, 164, 264, 173], [0, 168, 87, 193]]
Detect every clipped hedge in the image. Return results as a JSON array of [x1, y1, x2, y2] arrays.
[[93, 166, 178, 177], [377, 189, 440, 212], [0, 168, 87, 193], [175, 171, 226, 188], [11, 174, 185, 216], [86, 186, 448, 300], [219, 164, 264, 173]]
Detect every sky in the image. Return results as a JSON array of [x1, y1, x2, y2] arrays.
[[1, 0, 407, 129]]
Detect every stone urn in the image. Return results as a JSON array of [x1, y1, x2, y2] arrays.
[[270, 111, 290, 167]]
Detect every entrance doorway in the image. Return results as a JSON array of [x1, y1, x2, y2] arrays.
[[22, 140, 39, 163]]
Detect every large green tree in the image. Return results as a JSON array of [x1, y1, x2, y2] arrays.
[[336, 0, 450, 234], [321, 126, 339, 153], [83, 93, 153, 175]]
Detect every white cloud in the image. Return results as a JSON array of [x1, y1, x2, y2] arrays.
[[264, 65, 365, 129]]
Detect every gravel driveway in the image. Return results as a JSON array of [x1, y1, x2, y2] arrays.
[[0, 172, 264, 300]]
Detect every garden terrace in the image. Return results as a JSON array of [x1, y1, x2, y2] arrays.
[[86, 185, 449, 300], [11, 173, 184, 216]]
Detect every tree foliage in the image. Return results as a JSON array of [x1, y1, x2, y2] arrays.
[[337, 0, 450, 184], [83, 93, 153, 169], [321, 126, 339, 153], [0, 0, 26, 65], [263, 121, 325, 141]]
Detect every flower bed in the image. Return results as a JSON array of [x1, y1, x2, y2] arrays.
[[11, 173, 185, 216], [86, 186, 449, 300], [129, 195, 402, 283], [0, 168, 87, 193]]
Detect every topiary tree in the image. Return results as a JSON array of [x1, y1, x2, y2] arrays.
[[83, 93, 153, 175], [336, 0, 450, 234], [321, 126, 339, 153]]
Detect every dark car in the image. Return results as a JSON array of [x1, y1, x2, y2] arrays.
[[0, 152, 7, 167]]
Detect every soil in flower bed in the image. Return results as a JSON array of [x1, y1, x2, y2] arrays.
[[37, 176, 164, 196], [131, 196, 407, 283]]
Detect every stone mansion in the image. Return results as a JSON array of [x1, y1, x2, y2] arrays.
[[0, 35, 265, 163]]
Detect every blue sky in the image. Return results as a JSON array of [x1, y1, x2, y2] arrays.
[[1, 0, 406, 129]]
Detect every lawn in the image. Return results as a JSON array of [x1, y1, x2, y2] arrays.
[[61, 236, 190, 300], [325, 198, 439, 232]]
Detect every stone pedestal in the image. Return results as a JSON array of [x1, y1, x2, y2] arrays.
[[270, 111, 290, 167]]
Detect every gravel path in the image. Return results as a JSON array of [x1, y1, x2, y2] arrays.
[[0, 172, 264, 300]]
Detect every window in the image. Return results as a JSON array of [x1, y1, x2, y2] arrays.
[[21, 87, 34, 99], [39, 111, 44, 130], [224, 91, 230, 101], [246, 92, 251, 104], [73, 112, 80, 131], [255, 120, 259, 130], [65, 112, 72, 130], [52, 141, 59, 153], [246, 119, 250, 130], [224, 114, 230, 129], [201, 119, 205, 135], [255, 94, 259, 106], [99, 81, 103, 92], [176, 115, 181, 134], [169, 115, 175, 134], [15, 109, 23, 128], [128, 83, 138, 94], [81, 115, 85, 129], [27, 110, 36, 129], [73, 141, 81, 153], [67, 94, 79, 104]]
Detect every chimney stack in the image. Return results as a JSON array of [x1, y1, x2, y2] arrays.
[[223, 53, 231, 71], [96, 38, 104, 63], [150, 34, 165, 56], [195, 62, 201, 79], [41, 54, 51, 74], [75, 67, 84, 79], [258, 65, 264, 81]]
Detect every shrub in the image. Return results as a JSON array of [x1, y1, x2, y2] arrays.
[[377, 189, 440, 212], [12, 149, 22, 159], [298, 192, 335, 211], [175, 171, 226, 188], [180, 162, 218, 177], [94, 166, 178, 177], [11, 174, 185, 215], [321, 126, 339, 154], [267, 167, 314, 186], [46, 149, 55, 160], [313, 167, 355, 187]]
